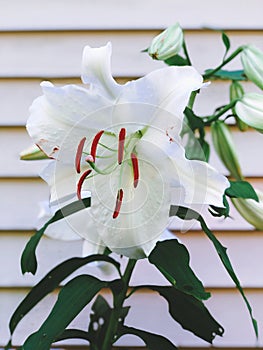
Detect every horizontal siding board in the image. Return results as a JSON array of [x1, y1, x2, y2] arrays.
[[0, 0, 262, 30], [0, 231, 262, 288], [0, 289, 262, 347], [0, 31, 263, 78], [1, 178, 263, 231], [0, 79, 261, 126], [1, 127, 262, 177]]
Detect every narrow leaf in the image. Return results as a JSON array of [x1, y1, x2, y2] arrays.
[[165, 54, 188, 66], [222, 32, 231, 59], [204, 69, 246, 80], [149, 239, 210, 300], [21, 275, 106, 350], [9, 255, 120, 335], [170, 205, 258, 338], [118, 325, 177, 350], [226, 180, 259, 201], [148, 286, 223, 343], [21, 197, 91, 274], [55, 329, 91, 343]]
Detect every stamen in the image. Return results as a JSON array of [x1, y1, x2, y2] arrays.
[[77, 169, 92, 200], [90, 130, 104, 162], [118, 128, 126, 164], [75, 137, 86, 173], [131, 152, 139, 188], [113, 189, 124, 219]]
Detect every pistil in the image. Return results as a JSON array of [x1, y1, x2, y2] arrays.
[[131, 152, 139, 188], [77, 169, 92, 200], [75, 137, 86, 173], [113, 189, 124, 219]]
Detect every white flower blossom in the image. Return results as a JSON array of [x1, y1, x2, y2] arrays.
[[27, 43, 229, 259]]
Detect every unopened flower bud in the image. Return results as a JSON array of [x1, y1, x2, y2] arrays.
[[229, 81, 248, 131], [211, 120, 243, 180], [235, 93, 263, 133], [20, 144, 49, 160], [241, 45, 263, 90], [148, 23, 183, 61], [231, 189, 263, 230]]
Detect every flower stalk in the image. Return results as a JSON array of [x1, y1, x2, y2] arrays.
[[101, 259, 137, 350]]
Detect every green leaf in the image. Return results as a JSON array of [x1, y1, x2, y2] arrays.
[[226, 180, 259, 201], [184, 107, 205, 131], [165, 54, 189, 66], [148, 286, 223, 343], [221, 32, 231, 59], [55, 329, 91, 343], [203, 69, 246, 81], [209, 195, 230, 218], [118, 325, 177, 350], [21, 275, 106, 350], [149, 239, 210, 300], [21, 197, 91, 274], [169, 205, 258, 338], [9, 255, 120, 336]]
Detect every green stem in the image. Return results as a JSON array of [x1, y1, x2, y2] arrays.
[[182, 40, 192, 65], [203, 99, 238, 125], [101, 259, 137, 350], [187, 91, 197, 109], [203, 46, 244, 80]]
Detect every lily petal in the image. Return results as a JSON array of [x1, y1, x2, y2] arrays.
[[81, 42, 122, 99]]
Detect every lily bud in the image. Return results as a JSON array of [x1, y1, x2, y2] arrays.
[[148, 23, 183, 61], [211, 120, 243, 180], [235, 93, 263, 133], [229, 81, 248, 131], [241, 45, 263, 90], [20, 144, 49, 160], [231, 189, 263, 230]]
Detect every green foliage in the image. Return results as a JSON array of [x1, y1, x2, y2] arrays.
[[21, 275, 106, 350], [148, 286, 223, 343], [170, 205, 258, 338], [204, 69, 246, 80], [9, 255, 120, 336], [118, 325, 178, 349], [21, 197, 91, 274], [226, 180, 259, 201], [164, 54, 189, 66], [149, 239, 210, 300]]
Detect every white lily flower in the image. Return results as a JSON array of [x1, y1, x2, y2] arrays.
[[235, 93, 263, 133], [27, 42, 229, 259]]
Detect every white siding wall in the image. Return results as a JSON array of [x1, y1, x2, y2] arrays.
[[0, 1, 263, 349]]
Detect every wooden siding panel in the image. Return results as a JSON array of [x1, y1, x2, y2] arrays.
[[0, 0, 262, 30], [0, 31, 262, 78]]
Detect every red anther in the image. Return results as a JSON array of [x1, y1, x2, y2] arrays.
[[90, 130, 104, 162], [131, 152, 139, 188], [77, 169, 92, 200], [118, 128, 126, 164], [113, 189, 124, 219], [75, 137, 86, 173]]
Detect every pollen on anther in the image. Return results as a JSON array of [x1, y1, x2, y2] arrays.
[[113, 189, 124, 219], [77, 169, 92, 200], [75, 137, 86, 173], [118, 128, 126, 164], [90, 130, 104, 162], [131, 152, 139, 188]]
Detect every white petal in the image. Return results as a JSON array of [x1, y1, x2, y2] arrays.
[[27, 82, 114, 162], [114, 66, 203, 133], [86, 149, 171, 259], [81, 42, 122, 99]]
